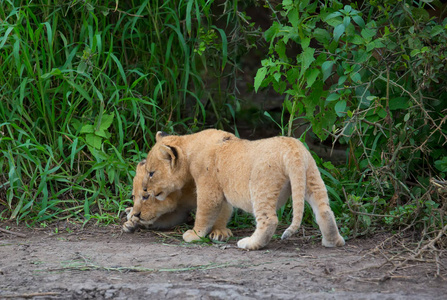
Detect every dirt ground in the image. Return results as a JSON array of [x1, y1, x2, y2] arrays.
[[0, 222, 446, 300]]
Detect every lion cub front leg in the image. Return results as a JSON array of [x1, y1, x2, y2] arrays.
[[209, 201, 233, 241], [183, 183, 225, 243]]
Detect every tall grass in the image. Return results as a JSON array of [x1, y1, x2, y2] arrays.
[[0, 0, 249, 223]]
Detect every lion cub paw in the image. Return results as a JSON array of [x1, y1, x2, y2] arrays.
[[237, 237, 261, 250], [125, 207, 133, 219], [122, 220, 138, 233], [183, 229, 204, 243], [322, 234, 345, 247], [209, 228, 233, 241]]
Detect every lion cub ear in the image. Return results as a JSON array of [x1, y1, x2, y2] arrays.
[[160, 145, 179, 168], [156, 131, 169, 142]]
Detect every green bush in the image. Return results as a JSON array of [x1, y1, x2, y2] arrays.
[[255, 0, 447, 236], [2, 0, 446, 241], [0, 0, 252, 223]]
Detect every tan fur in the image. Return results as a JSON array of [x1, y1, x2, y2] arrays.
[[142, 129, 345, 250], [123, 159, 232, 241]]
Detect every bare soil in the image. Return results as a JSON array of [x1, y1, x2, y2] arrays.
[[0, 222, 445, 300]]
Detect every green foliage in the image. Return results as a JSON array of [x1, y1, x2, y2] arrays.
[[1, 0, 445, 243], [0, 0, 254, 223], [257, 0, 447, 237]]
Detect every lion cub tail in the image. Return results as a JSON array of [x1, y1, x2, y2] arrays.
[[280, 144, 308, 240]]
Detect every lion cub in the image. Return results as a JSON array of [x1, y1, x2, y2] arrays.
[[123, 159, 233, 241], [142, 129, 345, 250]]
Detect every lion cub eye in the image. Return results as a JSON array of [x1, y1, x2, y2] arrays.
[[142, 194, 149, 201], [149, 171, 155, 178]]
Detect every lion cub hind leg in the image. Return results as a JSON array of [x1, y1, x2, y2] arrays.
[[307, 192, 345, 247], [302, 152, 345, 247], [237, 191, 280, 250]]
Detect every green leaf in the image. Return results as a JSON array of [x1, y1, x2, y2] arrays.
[[333, 23, 345, 42], [77, 61, 87, 74], [108, 168, 116, 185], [313, 28, 331, 44], [301, 47, 315, 70], [286, 68, 299, 84], [94, 128, 109, 139], [366, 41, 376, 52], [377, 108, 387, 119], [349, 34, 364, 45], [404, 113, 411, 122], [343, 16, 351, 27], [306, 68, 320, 88], [284, 99, 293, 114], [273, 80, 287, 94], [13, 39, 20, 72], [411, 7, 430, 22], [288, 7, 299, 28], [275, 41, 287, 60], [354, 50, 368, 64], [352, 15, 365, 28], [335, 99, 347, 117], [283, 0, 293, 9], [254, 67, 268, 92], [80, 125, 95, 134], [110, 52, 127, 86], [70, 138, 79, 169], [325, 11, 342, 22], [273, 72, 281, 82], [410, 49, 420, 57], [99, 114, 114, 130], [213, 26, 228, 71], [350, 72, 361, 83], [361, 28, 376, 41], [347, 110, 353, 117], [338, 75, 347, 85], [41, 68, 62, 79], [264, 22, 280, 42], [84, 197, 90, 216], [326, 93, 340, 102], [186, 0, 193, 36], [430, 25, 444, 37], [323, 161, 335, 170], [301, 37, 310, 50], [389, 97, 410, 110], [321, 61, 334, 81], [0, 26, 14, 50], [86, 133, 102, 149], [434, 157, 447, 172], [66, 80, 92, 102]]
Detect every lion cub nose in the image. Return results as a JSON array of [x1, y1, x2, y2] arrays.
[[143, 187, 147, 192]]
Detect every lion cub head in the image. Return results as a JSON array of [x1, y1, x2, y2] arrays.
[[123, 159, 179, 233], [141, 132, 190, 201]]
